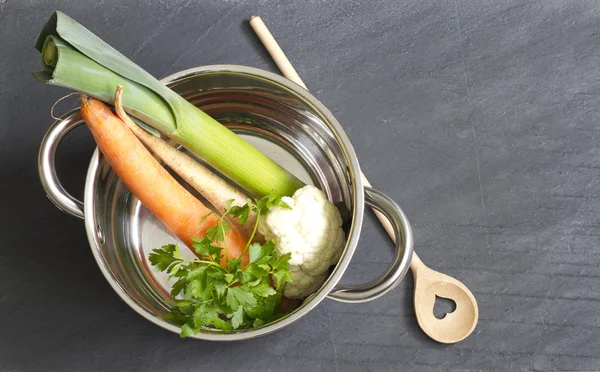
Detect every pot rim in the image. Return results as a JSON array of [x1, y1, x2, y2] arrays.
[[83, 64, 365, 341]]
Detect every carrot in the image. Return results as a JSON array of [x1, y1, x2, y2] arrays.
[[112, 86, 258, 239], [80, 95, 249, 266]]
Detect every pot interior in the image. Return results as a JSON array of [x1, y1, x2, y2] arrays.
[[86, 67, 362, 339]]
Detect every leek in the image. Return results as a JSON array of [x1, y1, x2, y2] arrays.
[[33, 11, 304, 198]]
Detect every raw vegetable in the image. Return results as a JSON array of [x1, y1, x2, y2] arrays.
[[80, 95, 248, 265], [258, 185, 346, 299], [34, 11, 304, 198], [113, 85, 257, 239], [150, 195, 294, 336]]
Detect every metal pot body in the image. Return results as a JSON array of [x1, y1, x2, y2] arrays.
[[39, 65, 413, 340]]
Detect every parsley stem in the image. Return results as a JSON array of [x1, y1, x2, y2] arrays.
[[239, 208, 261, 259], [195, 259, 227, 271], [220, 218, 228, 266]]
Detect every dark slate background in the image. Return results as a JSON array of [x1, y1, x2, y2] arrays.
[[1, 0, 599, 371]]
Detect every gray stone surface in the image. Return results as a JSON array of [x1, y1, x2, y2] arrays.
[[1, 0, 599, 371]]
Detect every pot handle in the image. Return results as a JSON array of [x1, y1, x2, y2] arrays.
[[327, 187, 413, 303], [38, 113, 86, 219]]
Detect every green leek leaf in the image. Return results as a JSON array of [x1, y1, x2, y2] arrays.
[[33, 11, 305, 198]]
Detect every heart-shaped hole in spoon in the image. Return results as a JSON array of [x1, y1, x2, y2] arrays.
[[411, 254, 478, 343], [434, 295, 457, 319]]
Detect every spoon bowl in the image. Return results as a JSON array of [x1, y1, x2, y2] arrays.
[[411, 253, 478, 344]]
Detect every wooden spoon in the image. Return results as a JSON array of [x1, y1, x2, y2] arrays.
[[360, 173, 478, 343], [250, 16, 479, 343]]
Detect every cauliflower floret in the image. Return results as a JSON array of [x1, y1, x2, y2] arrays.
[[258, 185, 346, 299]]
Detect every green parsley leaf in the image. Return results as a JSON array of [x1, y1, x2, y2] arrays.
[[185, 278, 205, 300], [224, 273, 235, 284], [171, 299, 195, 308], [218, 221, 231, 242], [254, 193, 292, 212], [245, 292, 282, 319], [170, 277, 188, 297], [226, 257, 242, 272], [180, 323, 195, 338], [172, 245, 184, 260], [214, 281, 228, 297], [272, 270, 293, 290], [266, 194, 282, 210], [255, 195, 268, 212], [186, 265, 208, 281], [213, 316, 233, 331], [194, 304, 219, 325], [205, 225, 218, 241], [250, 240, 276, 265], [164, 310, 189, 326], [229, 204, 251, 225], [245, 278, 263, 287], [241, 263, 269, 284], [148, 244, 179, 271], [168, 262, 183, 276], [192, 237, 210, 256], [205, 220, 232, 244], [230, 307, 244, 329], [271, 252, 293, 289], [226, 287, 238, 311], [228, 287, 257, 307], [272, 252, 292, 271], [249, 242, 265, 263], [173, 267, 189, 278], [253, 281, 277, 297]]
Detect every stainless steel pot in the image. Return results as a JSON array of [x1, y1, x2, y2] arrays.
[[38, 65, 413, 340]]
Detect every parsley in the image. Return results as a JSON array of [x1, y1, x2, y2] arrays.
[[149, 195, 293, 338]]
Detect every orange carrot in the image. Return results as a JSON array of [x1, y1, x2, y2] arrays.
[[80, 95, 249, 266], [112, 86, 258, 240]]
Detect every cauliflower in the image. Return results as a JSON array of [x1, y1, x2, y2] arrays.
[[258, 185, 346, 299]]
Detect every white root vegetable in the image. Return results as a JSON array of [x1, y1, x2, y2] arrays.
[[113, 85, 257, 238]]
